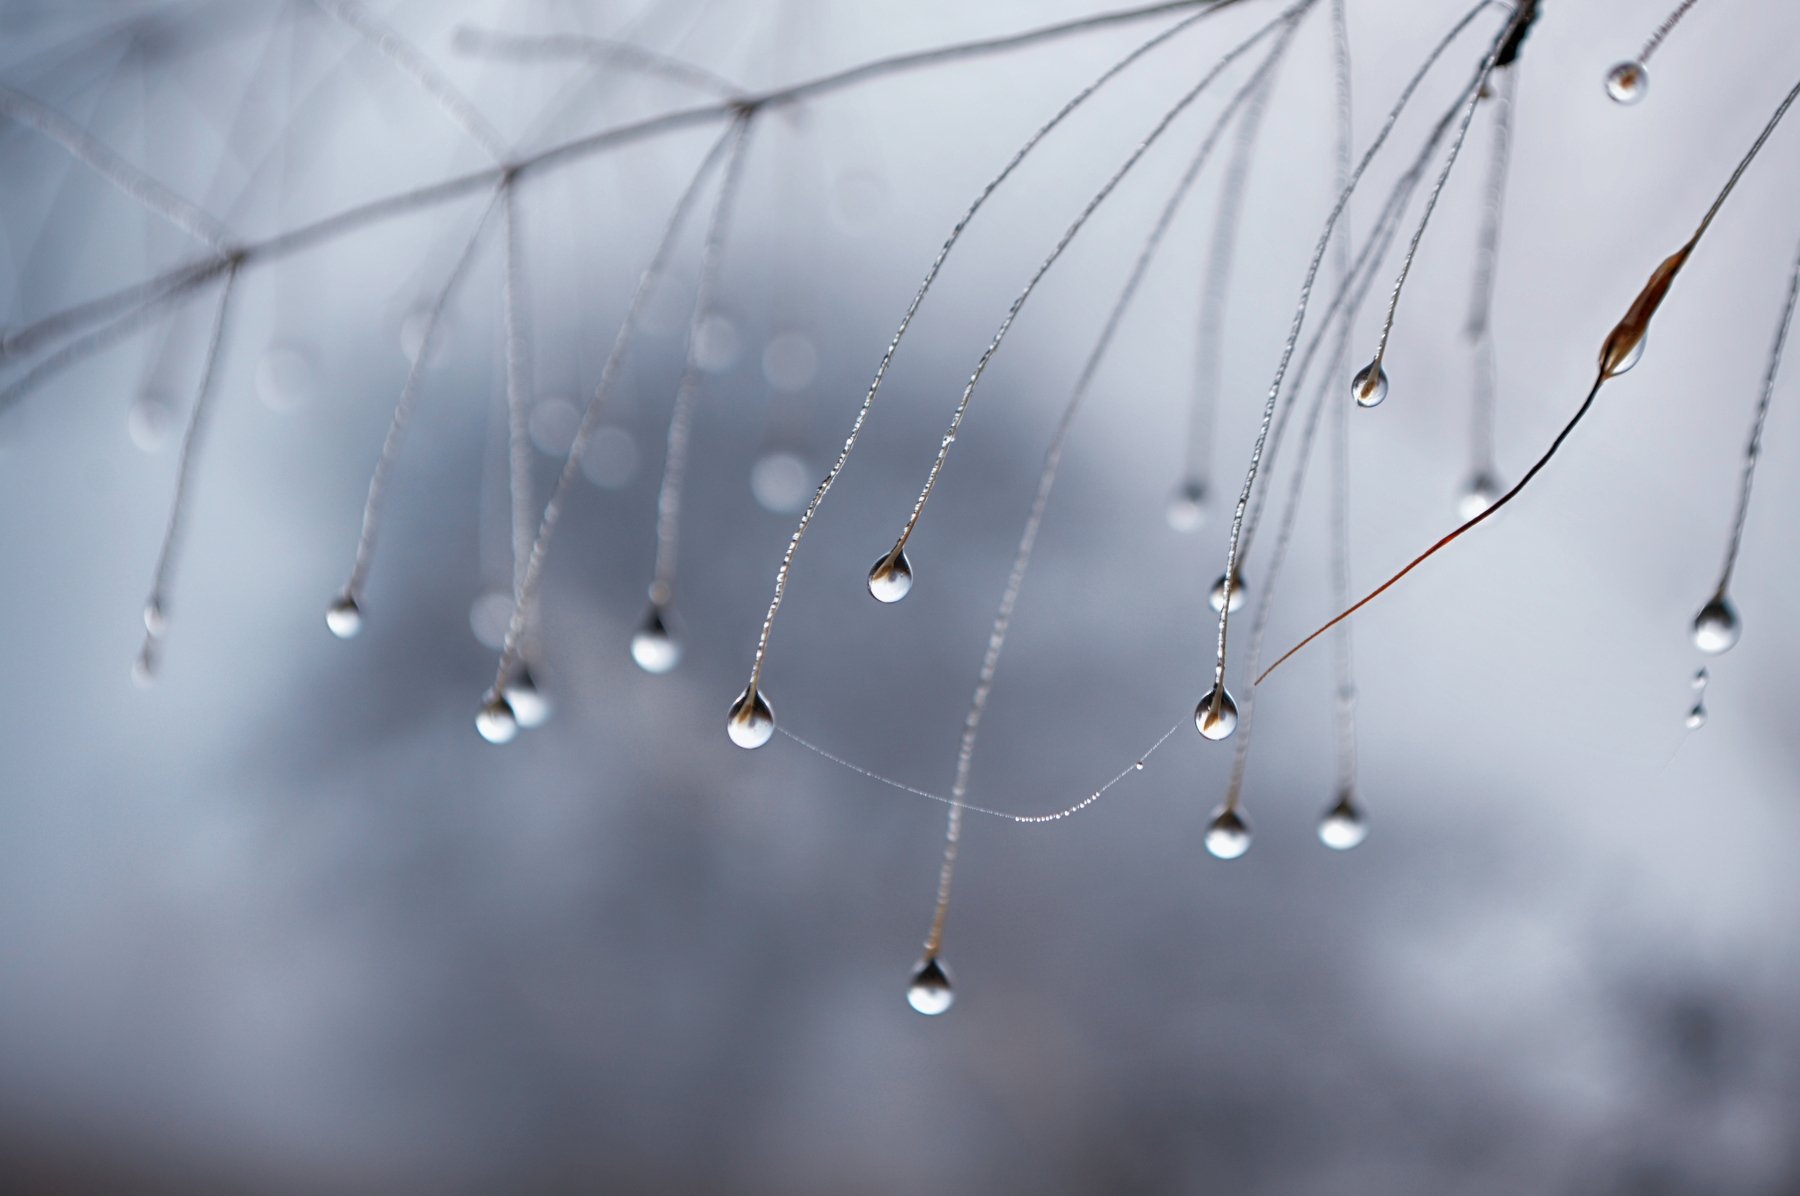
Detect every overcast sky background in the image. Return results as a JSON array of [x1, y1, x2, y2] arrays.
[[1, 1, 1798, 1192]]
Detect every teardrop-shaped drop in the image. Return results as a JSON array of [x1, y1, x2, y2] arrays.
[[1208, 571, 1248, 614], [1685, 702, 1707, 731], [630, 604, 681, 674], [1607, 330, 1646, 376], [1194, 684, 1239, 741], [143, 599, 167, 638], [475, 690, 518, 745], [1691, 594, 1740, 654], [1204, 806, 1252, 860], [325, 591, 363, 639], [1605, 60, 1647, 104], [1352, 361, 1388, 408], [503, 663, 552, 729], [1166, 479, 1207, 532], [867, 549, 913, 603], [727, 685, 776, 749], [1318, 792, 1369, 850], [1457, 473, 1501, 521], [906, 956, 954, 1016]]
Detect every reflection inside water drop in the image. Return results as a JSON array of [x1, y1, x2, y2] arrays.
[[1605, 60, 1647, 104], [630, 604, 681, 674], [1204, 807, 1251, 860], [907, 957, 954, 1016], [727, 685, 775, 749], [1691, 594, 1739, 654], [1194, 685, 1238, 741]]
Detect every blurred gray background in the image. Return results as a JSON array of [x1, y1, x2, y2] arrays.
[[2, 1, 1798, 1191]]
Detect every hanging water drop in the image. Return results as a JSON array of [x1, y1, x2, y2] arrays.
[[727, 685, 775, 750], [1166, 479, 1207, 532], [1685, 665, 1710, 729], [142, 599, 167, 638], [1208, 571, 1248, 614], [1691, 594, 1740, 654], [1605, 60, 1647, 105], [1204, 806, 1251, 860], [867, 549, 913, 603], [475, 690, 518, 744], [325, 591, 364, 639], [503, 663, 552, 729], [1194, 684, 1238, 741], [630, 604, 681, 674], [906, 956, 954, 1016], [1458, 473, 1502, 520], [1607, 330, 1646, 376], [1318, 792, 1369, 850], [1352, 361, 1389, 408]]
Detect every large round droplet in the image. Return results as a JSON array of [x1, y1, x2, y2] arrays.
[[475, 690, 518, 744], [503, 663, 552, 729], [1458, 473, 1502, 521], [143, 599, 167, 638], [750, 450, 810, 513], [867, 550, 913, 603], [1605, 60, 1647, 105], [1352, 362, 1388, 408], [1204, 806, 1252, 860], [1691, 595, 1739, 654], [906, 957, 954, 1016], [1208, 571, 1247, 614], [727, 685, 775, 750], [1318, 792, 1368, 850], [325, 591, 363, 639], [1166, 480, 1207, 533], [630, 604, 681, 674], [1194, 685, 1238, 741]]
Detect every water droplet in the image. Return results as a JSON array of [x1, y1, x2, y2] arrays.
[[867, 549, 913, 603], [1208, 571, 1248, 614], [127, 390, 176, 452], [528, 396, 580, 457], [1318, 792, 1368, 850], [143, 599, 167, 638], [469, 590, 513, 650], [693, 313, 741, 373], [630, 604, 682, 674], [580, 426, 638, 489], [906, 956, 954, 1016], [1204, 806, 1252, 860], [1691, 594, 1740, 654], [1166, 480, 1207, 532], [325, 591, 363, 639], [1692, 667, 1710, 689], [1352, 361, 1388, 408], [1685, 702, 1707, 730], [1607, 330, 1646, 376], [1458, 473, 1502, 521], [750, 450, 811, 513], [255, 342, 316, 412], [503, 663, 552, 729], [1134, 760, 1146, 771], [1194, 685, 1238, 741], [1605, 60, 1647, 105], [762, 331, 818, 393], [727, 685, 775, 750], [475, 690, 518, 744]]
